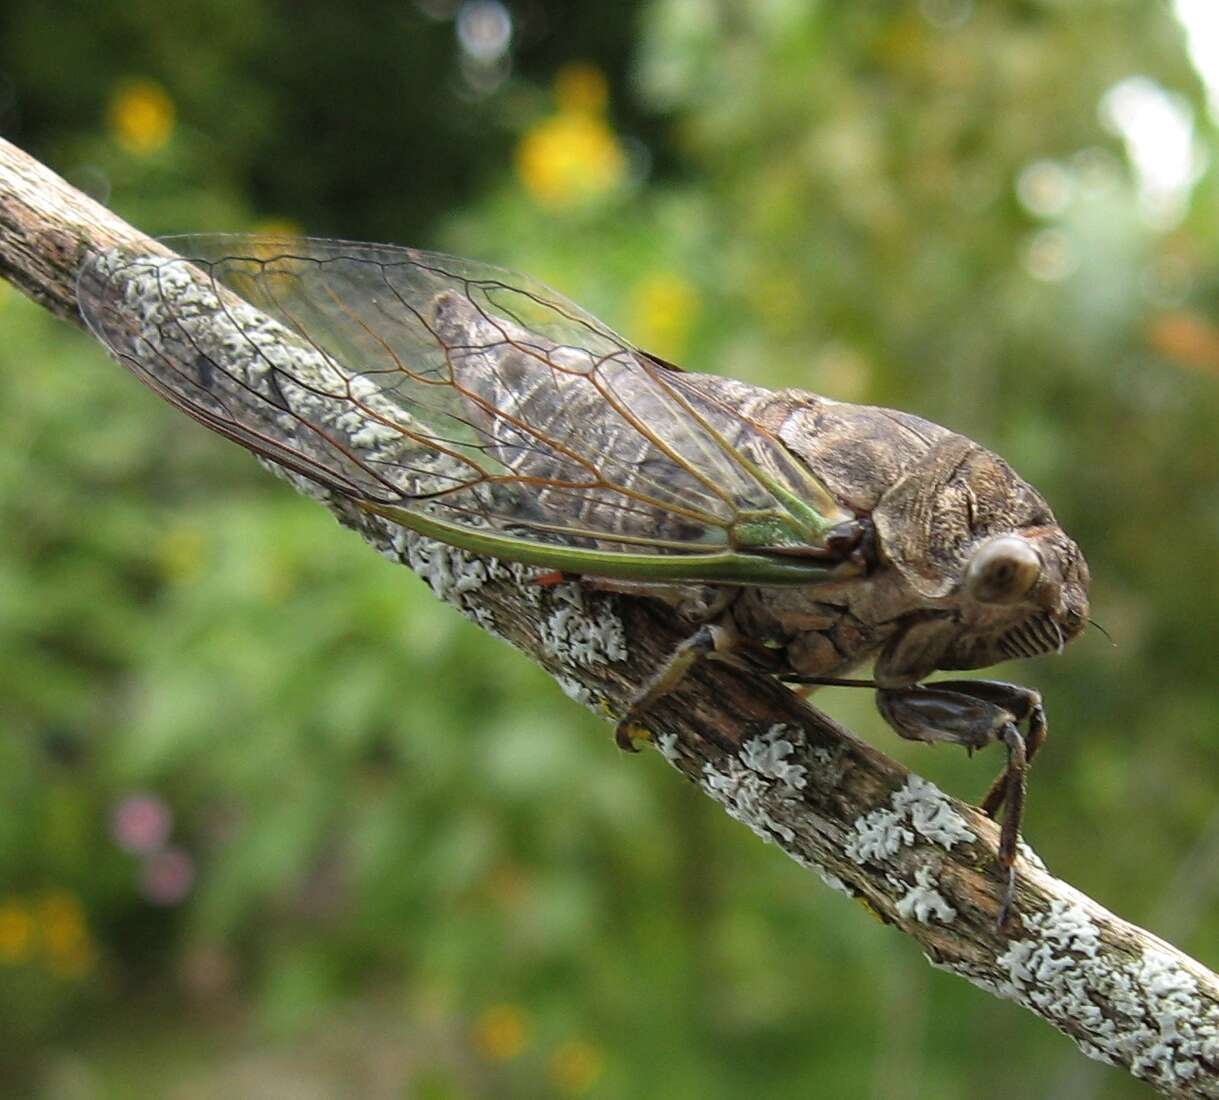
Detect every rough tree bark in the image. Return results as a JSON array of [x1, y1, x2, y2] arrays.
[[2, 135, 1217, 1098]]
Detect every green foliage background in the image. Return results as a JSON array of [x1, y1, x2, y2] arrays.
[[2, 2, 1218, 1096]]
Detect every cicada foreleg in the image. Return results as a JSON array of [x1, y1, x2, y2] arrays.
[[875, 682, 1042, 927]]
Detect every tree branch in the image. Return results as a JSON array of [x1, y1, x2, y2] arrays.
[[3, 135, 1217, 1098]]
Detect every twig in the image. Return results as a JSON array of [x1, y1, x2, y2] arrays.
[[2, 135, 1217, 1098]]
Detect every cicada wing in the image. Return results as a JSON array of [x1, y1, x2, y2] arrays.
[[78, 235, 847, 583]]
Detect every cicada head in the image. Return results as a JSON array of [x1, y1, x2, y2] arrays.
[[871, 437, 1090, 684], [947, 525, 1090, 665]]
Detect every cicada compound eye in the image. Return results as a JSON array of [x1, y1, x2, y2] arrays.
[[963, 535, 1042, 605]]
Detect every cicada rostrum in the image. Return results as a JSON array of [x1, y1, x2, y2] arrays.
[[78, 237, 1090, 923]]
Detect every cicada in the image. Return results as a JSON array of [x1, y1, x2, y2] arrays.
[[78, 236, 1090, 922]]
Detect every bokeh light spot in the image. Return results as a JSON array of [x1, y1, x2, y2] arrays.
[[629, 272, 700, 360], [1023, 227, 1078, 282], [1175, 0, 1219, 122], [1023, 225, 1082, 281], [1148, 311, 1219, 374], [37, 890, 98, 979], [555, 63, 609, 115], [472, 1003, 530, 1061], [547, 1039, 606, 1094], [1016, 160, 1073, 219], [1100, 75, 1205, 229], [516, 70, 629, 213], [107, 78, 175, 155], [919, 0, 972, 31], [456, 0, 512, 63], [0, 900, 34, 964], [111, 793, 173, 855], [141, 849, 195, 906]]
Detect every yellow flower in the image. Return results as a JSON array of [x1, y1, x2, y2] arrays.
[[108, 79, 175, 155], [45, 936, 97, 980], [517, 113, 625, 210], [547, 1039, 605, 1095], [472, 1003, 529, 1062], [555, 63, 609, 114], [629, 272, 700, 360], [37, 890, 86, 953], [0, 901, 33, 964], [35, 890, 97, 980], [516, 64, 624, 211]]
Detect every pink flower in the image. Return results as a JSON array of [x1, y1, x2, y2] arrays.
[[140, 848, 194, 906], [110, 794, 172, 854]]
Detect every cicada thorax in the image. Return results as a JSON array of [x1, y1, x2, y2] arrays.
[[701, 395, 950, 677]]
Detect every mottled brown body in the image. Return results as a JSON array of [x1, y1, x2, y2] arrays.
[[451, 343, 1090, 695], [79, 236, 1090, 924]]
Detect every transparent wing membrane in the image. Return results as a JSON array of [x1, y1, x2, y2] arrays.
[[78, 235, 847, 584]]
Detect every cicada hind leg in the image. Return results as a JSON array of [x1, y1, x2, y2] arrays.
[[613, 614, 760, 751], [563, 582, 741, 751]]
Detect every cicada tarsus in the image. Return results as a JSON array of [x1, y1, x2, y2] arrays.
[[77, 236, 1090, 923]]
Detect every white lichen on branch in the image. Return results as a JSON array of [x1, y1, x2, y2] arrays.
[[993, 894, 1219, 1094], [845, 774, 975, 865], [700, 723, 808, 844], [538, 582, 628, 668], [897, 865, 958, 924]]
